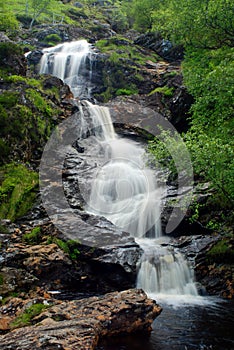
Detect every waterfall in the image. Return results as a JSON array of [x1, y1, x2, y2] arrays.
[[38, 40, 199, 303], [84, 102, 163, 239], [136, 238, 198, 301], [39, 40, 94, 98]]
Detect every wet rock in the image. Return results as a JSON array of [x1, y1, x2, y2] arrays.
[[0, 289, 162, 349], [0, 267, 37, 297], [134, 33, 184, 62], [26, 50, 43, 66], [0, 42, 27, 76], [1, 217, 142, 295], [0, 32, 12, 43]]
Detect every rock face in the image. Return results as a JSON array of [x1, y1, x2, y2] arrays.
[[0, 219, 142, 296], [134, 32, 184, 62], [0, 289, 162, 350]]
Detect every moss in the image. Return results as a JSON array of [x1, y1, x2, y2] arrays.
[[0, 164, 38, 221], [22, 227, 42, 245], [148, 86, 174, 97], [6, 75, 41, 88], [95, 36, 159, 66], [9, 303, 48, 329], [0, 75, 62, 164], [54, 238, 80, 261], [0, 91, 19, 108], [116, 87, 138, 96], [207, 235, 234, 264]]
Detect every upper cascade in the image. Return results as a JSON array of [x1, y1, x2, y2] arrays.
[[39, 40, 94, 98]]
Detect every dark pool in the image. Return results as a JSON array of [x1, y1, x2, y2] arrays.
[[97, 299, 234, 350]]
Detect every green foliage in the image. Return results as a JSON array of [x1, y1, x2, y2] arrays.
[[116, 87, 138, 96], [182, 47, 234, 208], [0, 76, 61, 164], [54, 238, 80, 260], [123, 0, 158, 32], [22, 227, 41, 244], [207, 235, 234, 263], [148, 86, 174, 97], [0, 164, 38, 221], [0, 92, 19, 108], [0, 3, 19, 32], [10, 303, 48, 329], [5, 75, 41, 87], [96, 36, 159, 65], [0, 43, 23, 74], [43, 33, 62, 45]]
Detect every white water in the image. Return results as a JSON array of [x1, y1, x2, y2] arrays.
[[84, 102, 163, 239], [38, 40, 200, 304], [39, 40, 93, 97]]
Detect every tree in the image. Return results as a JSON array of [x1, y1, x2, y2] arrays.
[[28, 0, 56, 29], [151, 0, 234, 49], [123, 0, 159, 32]]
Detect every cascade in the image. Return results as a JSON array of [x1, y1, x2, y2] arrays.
[[39, 40, 94, 98], [39, 40, 198, 302]]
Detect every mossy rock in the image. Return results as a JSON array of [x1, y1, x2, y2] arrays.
[[0, 164, 38, 222], [207, 234, 234, 264], [0, 42, 26, 76]]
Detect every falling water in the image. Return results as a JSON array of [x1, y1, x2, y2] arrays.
[[136, 238, 198, 303], [38, 40, 198, 302], [83, 102, 163, 239], [39, 40, 93, 98]]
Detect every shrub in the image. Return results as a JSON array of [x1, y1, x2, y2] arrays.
[[43, 33, 62, 45]]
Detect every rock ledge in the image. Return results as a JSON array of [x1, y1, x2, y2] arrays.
[[0, 289, 162, 350]]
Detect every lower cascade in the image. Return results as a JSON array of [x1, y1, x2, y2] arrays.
[[136, 238, 198, 299], [38, 40, 199, 303]]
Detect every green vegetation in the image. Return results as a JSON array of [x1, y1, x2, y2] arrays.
[[22, 226, 42, 244], [47, 237, 80, 261], [207, 235, 234, 264], [148, 86, 174, 97], [129, 0, 234, 220], [43, 33, 62, 46], [116, 87, 138, 96], [96, 36, 159, 65], [9, 303, 49, 329], [0, 2, 19, 32], [0, 164, 38, 221]]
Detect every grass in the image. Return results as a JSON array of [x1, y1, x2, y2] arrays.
[[9, 303, 49, 329]]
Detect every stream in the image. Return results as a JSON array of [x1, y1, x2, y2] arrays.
[[97, 300, 234, 350], [37, 40, 233, 350]]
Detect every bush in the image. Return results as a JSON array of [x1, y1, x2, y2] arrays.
[[43, 33, 62, 45]]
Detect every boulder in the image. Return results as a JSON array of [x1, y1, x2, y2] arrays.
[[0, 289, 162, 349]]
